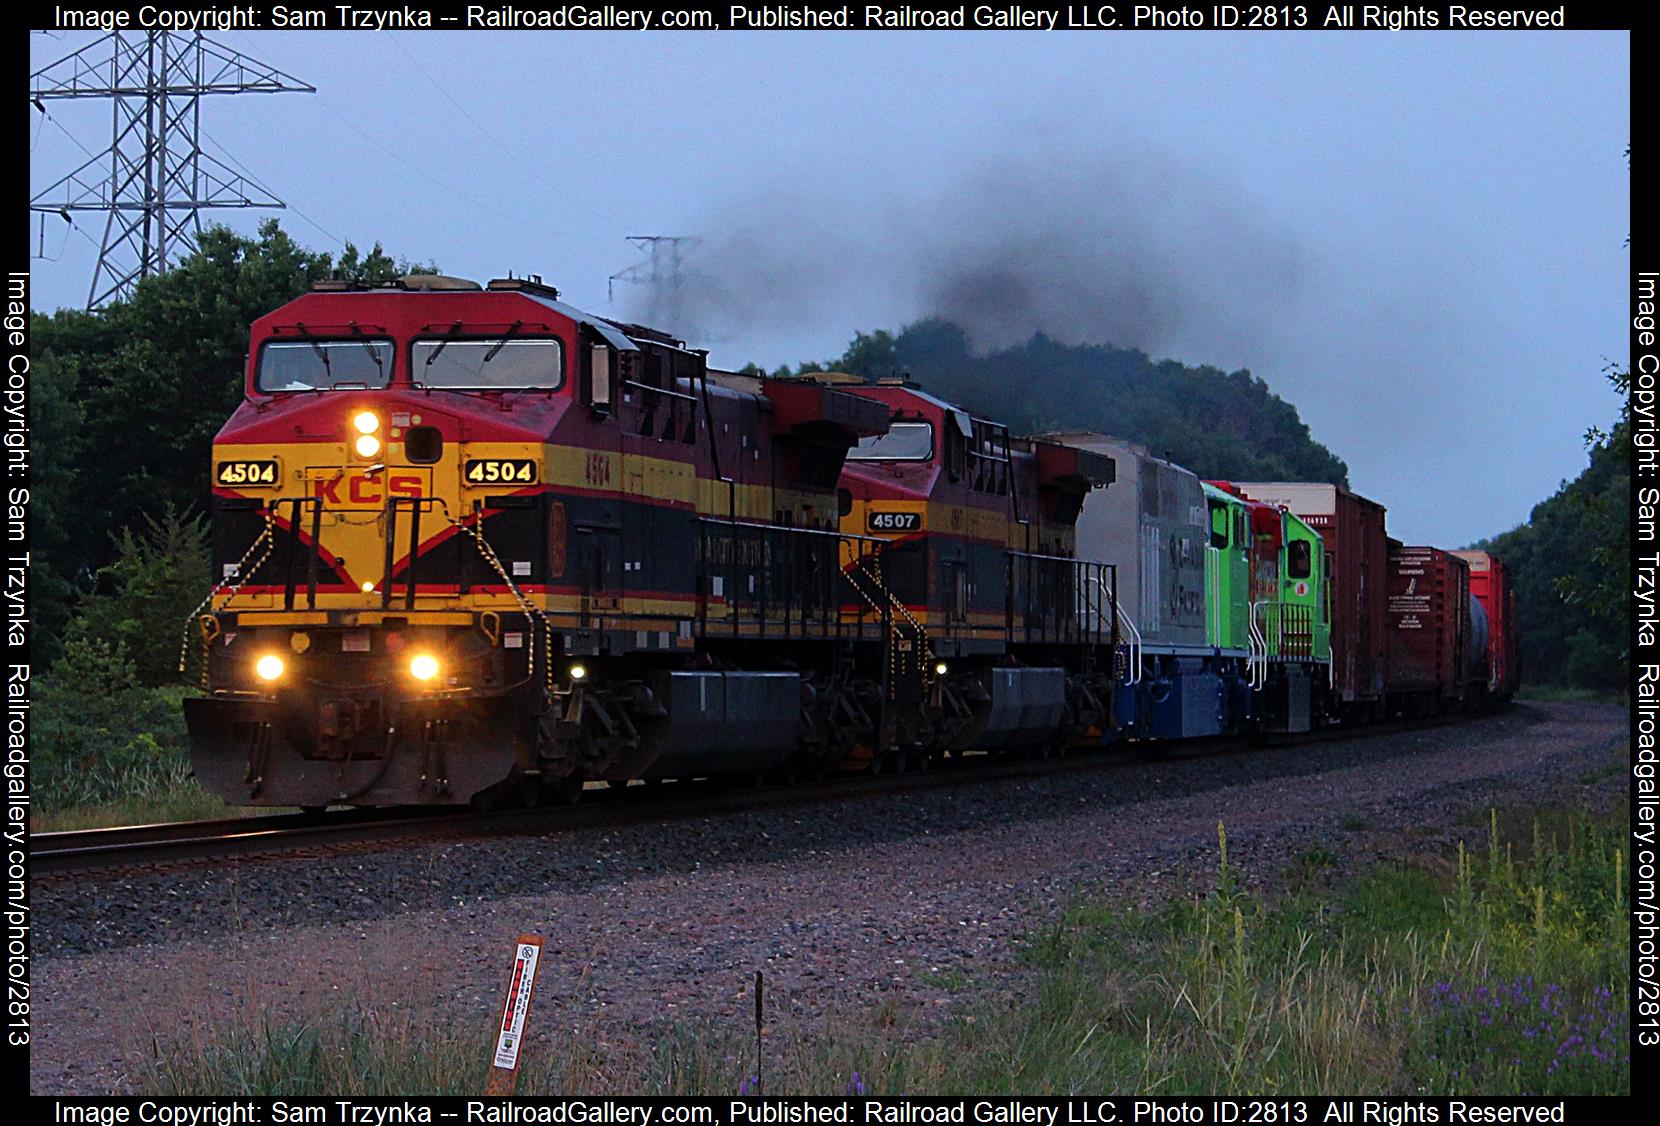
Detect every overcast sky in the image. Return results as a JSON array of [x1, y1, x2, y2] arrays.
[[29, 29, 1629, 547]]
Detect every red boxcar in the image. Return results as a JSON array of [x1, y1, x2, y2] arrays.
[[1385, 543, 1475, 710], [1235, 482, 1389, 719], [1453, 549, 1519, 699]]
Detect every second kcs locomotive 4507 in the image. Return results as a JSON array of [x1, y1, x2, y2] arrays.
[[184, 274, 1518, 809]]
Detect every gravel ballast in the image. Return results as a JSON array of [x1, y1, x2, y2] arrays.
[[28, 701, 1625, 1094]]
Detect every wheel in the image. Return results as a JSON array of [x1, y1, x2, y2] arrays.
[[556, 777, 583, 805]]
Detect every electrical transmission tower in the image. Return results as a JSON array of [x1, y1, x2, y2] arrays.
[[609, 235, 700, 330], [30, 32, 314, 309]]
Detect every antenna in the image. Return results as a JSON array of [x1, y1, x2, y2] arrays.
[[30, 32, 315, 308]]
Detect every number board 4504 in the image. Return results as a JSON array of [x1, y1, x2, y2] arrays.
[[464, 459, 539, 486], [216, 460, 280, 487]]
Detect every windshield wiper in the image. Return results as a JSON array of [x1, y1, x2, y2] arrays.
[[482, 321, 524, 364], [294, 322, 331, 380], [423, 321, 466, 369], [348, 323, 383, 378]]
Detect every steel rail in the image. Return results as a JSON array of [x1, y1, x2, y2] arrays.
[[31, 705, 1514, 877]]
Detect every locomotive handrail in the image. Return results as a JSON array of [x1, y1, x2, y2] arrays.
[[382, 495, 447, 610], [621, 378, 700, 403], [1247, 601, 1269, 690], [1098, 573, 1141, 684], [1002, 550, 1116, 650], [694, 515, 892, 646], [696, 515, 887, 544], [278, 496, 324, 611], [177, 506, 279, 682], [1204, 547, 1222, 649]]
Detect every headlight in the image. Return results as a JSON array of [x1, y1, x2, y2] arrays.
[[360, 580, 376, 593], [410, 654, 440, 681], [934, 661, 949, 676], [569, 663, 588, 682], [354, 433, 381, 458], [353, 411, 380, 435], [255, 654, 285, 682]]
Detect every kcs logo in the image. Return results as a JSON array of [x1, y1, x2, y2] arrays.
[[312, 473, 423, 505]]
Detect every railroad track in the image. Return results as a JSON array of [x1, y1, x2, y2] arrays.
[[31, 706, 1508, 877], [31, 806, 463, 874]]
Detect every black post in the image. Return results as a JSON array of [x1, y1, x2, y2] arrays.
[[280, 497, 300, 611], [306, 498, 322, 609], [754, 969, 764, 1095], [382, 499, 397, 609], [406, 499, 423, 610]]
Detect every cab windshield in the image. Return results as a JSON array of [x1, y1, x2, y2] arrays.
[[848, 421, 934, 461], [258, 339, 392, 391], [412, 337, 563, 390]]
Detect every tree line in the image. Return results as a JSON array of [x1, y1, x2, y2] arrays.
[[755, 318, 1351, 486]]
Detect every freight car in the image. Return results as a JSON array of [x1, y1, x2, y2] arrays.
[[1453, 550, 1520, 701], [182, 273, 1517, 809], [1384, 542, 1489, 713]]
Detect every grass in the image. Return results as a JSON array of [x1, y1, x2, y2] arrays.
[[30, 676, 290, 831], [30, 784, 270, 833], [139, 803, 1631, 1096], [1514, 684, 1621, 704]]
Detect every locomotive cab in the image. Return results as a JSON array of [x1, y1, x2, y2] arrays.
[[830, 378, 1119, 758]]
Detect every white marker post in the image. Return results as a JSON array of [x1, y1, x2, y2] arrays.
[[485, 934, 546, 1096]]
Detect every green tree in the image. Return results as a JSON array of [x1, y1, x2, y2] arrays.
[[764, 318, 1349, 486], [64, 506, 211, 688], [1557, 361, 1631, 629], [1477, 365, 1629, 692]]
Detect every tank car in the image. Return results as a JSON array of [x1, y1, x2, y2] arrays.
[[1452, 549, 1519, 700]]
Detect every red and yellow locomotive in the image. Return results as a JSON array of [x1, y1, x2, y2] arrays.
[[185, 275, 1118, 808]]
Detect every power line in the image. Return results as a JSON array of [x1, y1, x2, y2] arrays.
[[197, 126, 346, 249], [384, 34, 627, 229], [298, 92, 601, 251]]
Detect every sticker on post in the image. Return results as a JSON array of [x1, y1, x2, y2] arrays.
[[488, 935, 545, 1091]]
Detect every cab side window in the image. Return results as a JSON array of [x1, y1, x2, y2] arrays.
[[1288, 539, 1312, 580], [1209, 503, 1230, 549]]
